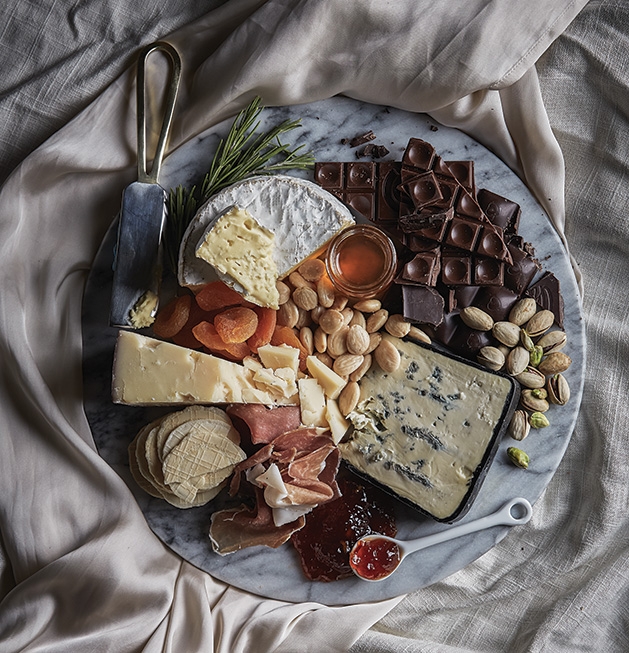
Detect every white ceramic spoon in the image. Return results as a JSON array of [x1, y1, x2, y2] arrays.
[[349, 497, 533, 582]]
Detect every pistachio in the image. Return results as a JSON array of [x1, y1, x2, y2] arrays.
[[536, 330, 567, 354], [509, 298, 537, 326], [520, 329, 535, 352], [507, 446, 530, 469], [477, 346, 505, 372], [547, 373, 570, 405], [529, 345, 544, 368], [515, 366, 546, 389], [525, 309, 555, 338], [520, 389, 550, 413], [508, 410, 530, 441], [506, 346, 530, 376], [531, 388, 548, 400], [538, 352, 572, 375], [529, 411, 550, 429], [492, 321, 521, 347], [460, 306, 494, 331]]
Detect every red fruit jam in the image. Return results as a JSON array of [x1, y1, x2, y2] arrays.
[[349, 537, 401, 581]]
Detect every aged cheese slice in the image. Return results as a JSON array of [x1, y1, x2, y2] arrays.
[[298, 378, 327, 428], [339, 339, 518, 522], [112, 330, 298, 406], [178, 175, 355, 289], [195, 206, 280, 308], [305, 355, 346, 400]]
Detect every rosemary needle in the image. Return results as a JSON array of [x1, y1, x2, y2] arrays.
[[165, 97, 314, 276]]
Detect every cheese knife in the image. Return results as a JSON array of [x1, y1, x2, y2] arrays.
[[110, 41, 181, 328]]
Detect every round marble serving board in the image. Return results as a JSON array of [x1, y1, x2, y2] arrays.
[[83, 96, 585, 606]]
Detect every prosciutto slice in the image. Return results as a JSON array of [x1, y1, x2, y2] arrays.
[[226, 405, 301, 444]]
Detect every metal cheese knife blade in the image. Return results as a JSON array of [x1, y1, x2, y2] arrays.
[[110, 41, 181, 328]]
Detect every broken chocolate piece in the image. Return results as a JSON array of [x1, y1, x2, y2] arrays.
[[525, 271, 564, 328], [441, 253, 472, 286], [344, 131, 376, 147], [477, 189, 521, 234], [400, 251, 441, 286], [401, 284, 445, 326]]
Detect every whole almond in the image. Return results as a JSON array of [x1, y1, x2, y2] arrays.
[[374, 337, 401, 373], [460, 306, 494, 331], [366, 308, 389, 333], [333, 353, 364, 377], [338, 381, 361, 416], [310, 305, 325, 325], [288, 270, 313, 289], [538, 352, 572, 375], [314, 327, 328, 354], [349, 310, 367, 329], [506, 346, 530, 376], [407, 325, 431, 345], [350, 353, 373, 382], [353, 298, 382, 313], [492, 321, 521, 348], [295, 307, 310, 330], [327, 325, 349, 358], [365, 331, 382, 354], [341, 307, 354, 326], [509, 298, 537, 326], [385, 314, 411, 338], [316, 277, 336, 308], [525, 309, 554, 338], [298, 258, 326, 282], [347, 324, 370, 355], [319, 309, 345, 334], [315, 351, 334, 368], [299, 326, 314, 355], [332, 295, 349, 311], [292, 286, 319, 311], [277, 299, 299, 328], [276, 280, 291, 305]]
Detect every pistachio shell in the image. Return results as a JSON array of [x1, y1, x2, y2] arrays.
[[515, 367, 546, 389], [536, 330, 567, 354], [460, 306, 494, 331], [538, 352, 572, 375], [520, 389, 550, 413], [508, 410, 530, 441], [509, 298, 537, 326], [506, 346, 530, 376], [529, 345, 544, 367], [547, 373, 570, 405], [492, 321, 521, 347], [520, 329, 535, 352], [525, 309, 555, 338], [477, 346, 505, 371]]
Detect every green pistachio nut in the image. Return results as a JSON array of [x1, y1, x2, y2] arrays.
[[529, 345, 544, 367], [531, 388, 548, 400], [529, 411, 550, 429], [520, 329, 535, 352], [507, 446, 530, 469]]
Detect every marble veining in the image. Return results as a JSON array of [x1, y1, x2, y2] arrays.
[[82, 96, 585, 606]]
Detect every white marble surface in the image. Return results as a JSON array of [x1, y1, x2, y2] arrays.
[[82, 96, 585, 605]]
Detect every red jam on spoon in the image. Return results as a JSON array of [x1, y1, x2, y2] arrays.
[[349, 536, 402, 581]]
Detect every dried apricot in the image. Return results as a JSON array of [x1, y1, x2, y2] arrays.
[[271, 325, 308, 371], [247, 307, 277, 352], [152, 294, 192, 339], [214, 307, 259, 343], [195, 281, 243, 312], [220, 341, 251, 362], [192, 321, 227, 351]]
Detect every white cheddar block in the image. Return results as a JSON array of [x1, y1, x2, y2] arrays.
[[257, 344, 300, 375], [178, 175, 354, 289], [325, 398, 350, 444], [305, 356, 346, 400], [112, 331, 298, 406]]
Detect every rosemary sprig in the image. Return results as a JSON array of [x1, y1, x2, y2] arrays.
[[165, 97, 314, 275]]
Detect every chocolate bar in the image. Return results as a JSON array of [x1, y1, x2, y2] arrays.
[[525, 271, 564, 328]]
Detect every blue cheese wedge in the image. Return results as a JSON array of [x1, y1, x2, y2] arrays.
[[339, 338, 519, 522], [112, 331, 298, 406], [178, 175, 354, 289]]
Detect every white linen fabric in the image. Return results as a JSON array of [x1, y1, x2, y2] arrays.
[[5, 0, 625, 651]]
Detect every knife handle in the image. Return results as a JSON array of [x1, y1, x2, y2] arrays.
[[136, 41, 181, 184]]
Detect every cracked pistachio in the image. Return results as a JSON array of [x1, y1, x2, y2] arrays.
[[537, 330, 567, 355], [547, 373, 570, 405], [515, 366, 546, 389], [531, 388, 548, 400], [520, 389, 550, 413], [529, 411, 550, 429], [477, 346, 505, 371], [507, 446, 530, 469], [520, 329, 535, 352], [506, 346, 530, 376], [508, 410, 530, 441]]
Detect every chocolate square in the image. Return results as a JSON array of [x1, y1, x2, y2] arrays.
[[444, 216, 482, 251], [344, 191, 375, 220], [314, 162, 344, 189], [525, 271, 564, 328], [402, 138, 436, 170], [346, 161, 376, 190], [375, 162, 402, 222], [476, 225, 512, 263], [401, 251, 441, 286], [477, 189, 521, 233], [401, 284, 445, 326], [441, 253, 472, 285], [403, 171, 443, 209], [445, 160, 475, 191], [504, 243, 539, 295], [474, 257, 504, 286]]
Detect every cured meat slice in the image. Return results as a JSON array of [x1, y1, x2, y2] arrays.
[[226, 405, 301, 445], [209, 488, 305, 555]]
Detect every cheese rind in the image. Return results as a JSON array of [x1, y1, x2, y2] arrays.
[[195, 206, 280, 309], [339, 339, 518, 522], [178, 175, 355, 289], [112, 331, 298, 406]]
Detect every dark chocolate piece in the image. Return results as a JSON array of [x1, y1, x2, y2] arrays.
[[401, 284, 445, 326], [399, 208, 453, 240], [476, 225, 512, 263], [525, 271, 564, 328], [477, 188, 521, 233], [474, 257, 504, 286], [446, 160, 475, 193], [346, 161, 375, 189], [504, 243, 539, 295], [400, 251, 441, 286], [441, 253, 472, 286], [402, 138, 436, 170], [447, 285, 481, 312], [359, 143, 390, 159], [404, 171, 443, 209], [345, 131, 376, 147], [473, 286, 519, 322], [444, 216, 482, 252]]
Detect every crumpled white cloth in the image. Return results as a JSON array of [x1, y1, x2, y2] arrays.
[[0, 1, 589, 651]]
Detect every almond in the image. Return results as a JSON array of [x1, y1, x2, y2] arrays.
[[316, 277, 336, 308], [385, 314, 411, 338], [277, 299, 299, 328], [366, 308, 389, 333], [346, 324, 370, 355], [292, 285, 318, 311], [353, 298, 382, 313], [333, 354, 364, 377], [298, 257, 326, 282], [374, 337, 401, 373], [338, 381, 360, 416], [349, 353, 373, 382], [319, 309, 345, 334], [327, 325, 349, 358]]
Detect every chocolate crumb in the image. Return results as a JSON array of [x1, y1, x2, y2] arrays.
[[346, 130, 376, 148]]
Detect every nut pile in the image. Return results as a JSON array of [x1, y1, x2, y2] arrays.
[[466, 297, 571, 450], [275, 257, 431, 416]]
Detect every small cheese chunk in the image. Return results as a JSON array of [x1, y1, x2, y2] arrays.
[[325, 398, 349, 444], [112, 331, 297, 406], [305, 356, 346, 400], [298, 378, 327, 428], [195, 205, 280, 309], [257, 344, 300, 375]]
